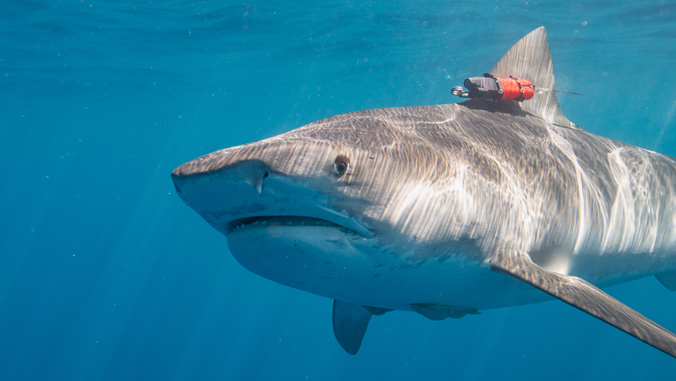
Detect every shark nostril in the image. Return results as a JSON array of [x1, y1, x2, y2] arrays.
[[236, 161, 269, 194], [174, 183, 183, 194], [252, 170, 268, 194]]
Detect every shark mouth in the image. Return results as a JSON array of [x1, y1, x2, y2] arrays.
[[227, 215, 368, 236]]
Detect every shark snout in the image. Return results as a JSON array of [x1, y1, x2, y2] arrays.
[[170, 157, 277, 238], [172, 150, 372, 238], [172, 157, 270, 202]]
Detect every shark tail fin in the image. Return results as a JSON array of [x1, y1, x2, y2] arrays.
[[491, 27, 579, 130]]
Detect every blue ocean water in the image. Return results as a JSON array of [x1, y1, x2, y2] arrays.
[[3, 0, 676, 379]]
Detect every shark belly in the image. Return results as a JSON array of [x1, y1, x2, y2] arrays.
[[227, 223, 548, 311]]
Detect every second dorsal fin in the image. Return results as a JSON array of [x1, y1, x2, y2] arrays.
[[491, 27, 579, 130]]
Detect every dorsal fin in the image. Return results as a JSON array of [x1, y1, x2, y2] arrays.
[[491, 27, 579, 130]]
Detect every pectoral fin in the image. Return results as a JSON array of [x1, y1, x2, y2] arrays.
[[332, 300, 372, 355], [491, 250, 676, 358]]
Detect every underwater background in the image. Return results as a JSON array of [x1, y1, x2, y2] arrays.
[[3, 0, 676, 379]]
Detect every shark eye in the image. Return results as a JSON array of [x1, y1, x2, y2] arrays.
[[334, 154, 350, 175]]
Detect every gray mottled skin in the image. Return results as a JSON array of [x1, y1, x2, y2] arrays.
[[172, 27, 676, 356], [173, 99, 676, 281]]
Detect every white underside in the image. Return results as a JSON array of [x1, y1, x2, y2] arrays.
[[227, 222, 551, 311]]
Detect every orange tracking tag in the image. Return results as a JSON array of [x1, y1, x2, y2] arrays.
[[497, 77, 535, 101]]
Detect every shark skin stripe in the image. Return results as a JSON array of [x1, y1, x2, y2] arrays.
[[172, 27, 676, 357]]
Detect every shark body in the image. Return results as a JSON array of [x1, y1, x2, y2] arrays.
[[172, 28, 676, 357]]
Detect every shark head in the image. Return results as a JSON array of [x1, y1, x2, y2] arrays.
[[171, 107, 489, 307]]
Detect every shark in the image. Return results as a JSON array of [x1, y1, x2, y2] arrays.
[[171, 27, 676, 357]]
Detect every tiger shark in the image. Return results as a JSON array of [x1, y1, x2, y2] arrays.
[[171, 27, 676, 357]]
